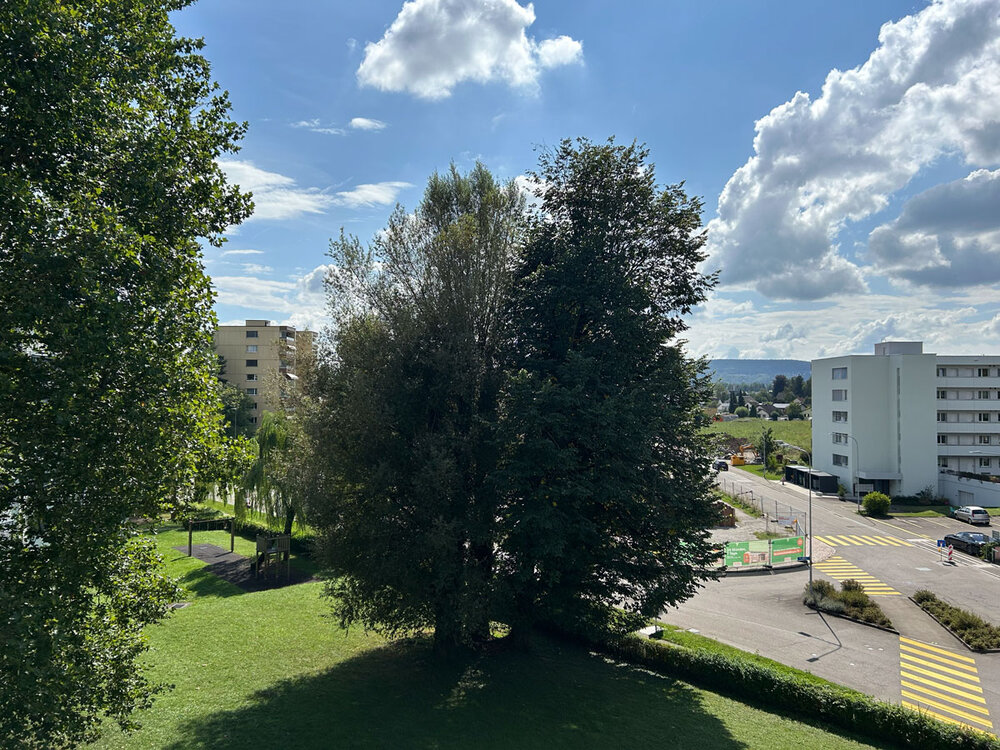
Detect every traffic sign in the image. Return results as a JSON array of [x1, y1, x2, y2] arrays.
[[936, 539, 946, 548]]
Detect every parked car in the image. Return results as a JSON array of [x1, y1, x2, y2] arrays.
[[954, 505, 991, 526], [943, 531, 991, 556], [712, 459, 729, 472]]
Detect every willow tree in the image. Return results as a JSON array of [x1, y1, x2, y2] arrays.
[[496, 139, 719, 640], [0, 1, 251, 745], [309, 164, 525, 653]]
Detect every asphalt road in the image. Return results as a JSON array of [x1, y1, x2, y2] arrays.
[[659, 466, 1000, 735]]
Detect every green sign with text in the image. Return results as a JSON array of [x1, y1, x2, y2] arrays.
[[769, 536, 805, 564], [724, 540, 770, 568]]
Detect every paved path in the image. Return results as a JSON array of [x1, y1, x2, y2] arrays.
[[174, 543, 315, 592]]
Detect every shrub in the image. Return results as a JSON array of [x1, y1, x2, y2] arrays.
[[980, 541, 999, 562], [862, 491, 891, 517], [913, 589, 935, 604], [840, 579, 864, 592], [912, 591, 1000, 651]]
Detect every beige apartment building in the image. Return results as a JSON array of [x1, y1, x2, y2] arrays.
[[213, 319, 314, 426]]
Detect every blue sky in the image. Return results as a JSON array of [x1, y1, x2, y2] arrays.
[[174, 0, 1000, 360]]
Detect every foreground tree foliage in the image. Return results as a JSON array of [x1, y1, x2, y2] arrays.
[[496, 139, 719, 639], [311, 143, 719, 653], [0, 1, 250, 746], [310, 165, 525, 653]]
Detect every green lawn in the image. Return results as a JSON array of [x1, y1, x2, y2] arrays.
[[704, 418, 812, 456], [735, 463, 786, 481], [95, 525, 881, 749]]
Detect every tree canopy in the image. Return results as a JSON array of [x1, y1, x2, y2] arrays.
[[308, 164, 526, 653], [0, 1, 250, 744], [495, 138, 719, 638]]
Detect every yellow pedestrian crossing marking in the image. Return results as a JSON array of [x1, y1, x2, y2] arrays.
[[900, 637, 993, 732], [812, 556, 901, 595], [815, 534, 912, 547]]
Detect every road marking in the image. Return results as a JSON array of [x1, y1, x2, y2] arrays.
[[907, 539, 993, 568], [812, 556, 901, 595], [900, 637, 992, 732], [814, 535, 913, 548], [900, 636, 976, 664], [869, 517, 932, 539]]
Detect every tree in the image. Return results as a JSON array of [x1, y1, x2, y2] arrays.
[[220, 380, 257, 438], [309, 164, 526, 653], [785, 401, 804, 420], [789, 374, 805, 398], [748, 403, 759, 418], [0, 1, 250, 745], [728, 390, 738, 413], [737, 390, 746, 407], [243, 411, 308, 536], [758, 427, 779, 471], [734, 406, 749, 418], [771, 374, 788, 399], [496, 138, 718, 641]]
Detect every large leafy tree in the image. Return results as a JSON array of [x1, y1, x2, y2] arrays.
[[496, 139, 719, 640], [309, 165, 525, 653], [0, 1, 250, 745]]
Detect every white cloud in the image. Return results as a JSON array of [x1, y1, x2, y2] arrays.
[[349, 117, 387, 131], [536, 35, 583, 68], [221, 249, 265, 257], [868, 168, 1000, 287], [706, 0, 1000, 300], [218, 160, 335, 221], [212, 266, 334, 333], [334, 181, 413, 208], [356, 0, 583, 99], [291, 118, 346, 136], [242, 263, 273, 274]]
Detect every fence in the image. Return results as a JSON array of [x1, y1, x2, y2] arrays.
[[716, 478, 806, 537]]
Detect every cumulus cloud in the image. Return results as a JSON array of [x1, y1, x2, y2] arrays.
[[356, 0, 583, 99], [219, 160, 335, 221], [334, 181, 413, 208], [212, 265, 335, 333], [706, 0, 1000, 300], [349, 117, 387, 131], [868, 168, 1000, 287], [761, 323, 806, 342]]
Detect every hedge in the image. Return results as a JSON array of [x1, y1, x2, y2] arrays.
[[548, 621, 999, 750], [913, 590, 1000, 651]]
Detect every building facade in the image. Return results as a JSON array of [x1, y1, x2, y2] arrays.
[[213, 319, 314, 427], [812, 341, 1000, 506]]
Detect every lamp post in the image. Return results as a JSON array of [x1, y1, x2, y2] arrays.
[[846, 434, 860, 513], [807, 455, 813, 588]]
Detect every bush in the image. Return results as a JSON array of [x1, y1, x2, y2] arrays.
[[803, 581, 893, 628], [980, 541, 999, 562], [569, 632, 1000, 750], [913, 591, 1000, 651], [862, 491, 891, 517]]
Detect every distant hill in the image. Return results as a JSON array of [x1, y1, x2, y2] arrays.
[[708, 359, 811, 385]]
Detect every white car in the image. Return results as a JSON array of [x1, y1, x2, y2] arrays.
[[954, 505, 991, 526]]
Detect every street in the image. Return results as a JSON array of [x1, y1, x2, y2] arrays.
[[660, 466, 1000, 735]]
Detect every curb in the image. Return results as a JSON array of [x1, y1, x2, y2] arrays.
[[804, 603, 898, 634], [908, 596, 1000, 654]]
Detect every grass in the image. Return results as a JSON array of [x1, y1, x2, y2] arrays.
[[754, 531, 786, 540], [93, 526, 882, 749], [703, 418, 812, 456], [736, 463, 785, 481]]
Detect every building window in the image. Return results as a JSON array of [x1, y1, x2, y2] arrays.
[[832, 367, 847, 380], [246, 359, 258, 367], [246, 388, 258, 395], [979, 412, 991, 422], [251, 402, 258, 411], [937, 434, 948, 445], [246, 330, 259, 338], [832, 454, 849, 467], [980, 457, 991, 468], [937, 367, 947, 376], [249, 416, 257, 424], [246, 374, 257, 381], [938, 457, 949, 468], [832, 432, 848, 444], [937, 390, 947, 399], [979, 390, 991, 399], [247, 344, 258, 353], [832, 411, 848, 423], [979, 434, 991, 445], [832, 389, 847, 401], [979, 368, 991, 377], [937, 412, 947, 422]]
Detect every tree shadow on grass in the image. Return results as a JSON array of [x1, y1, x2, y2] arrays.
[[163, 636, 747, 750]]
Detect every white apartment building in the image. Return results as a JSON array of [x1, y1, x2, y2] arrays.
[[812, 341, 1000, 507]]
